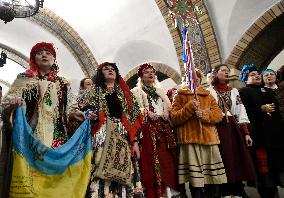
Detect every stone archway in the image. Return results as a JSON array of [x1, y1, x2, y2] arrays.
[[0, 43, 29, 69], [125, 62, 181, 89], [0, 79, 11, 87], [0, 43, 28, 89], [226, 0, 284, 71]]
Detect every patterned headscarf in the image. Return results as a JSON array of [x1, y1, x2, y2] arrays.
[[261, 68, 276, 76], [24, 42, 59, 81], [137, 63, 156, 77], [240, 64, 257, 82]]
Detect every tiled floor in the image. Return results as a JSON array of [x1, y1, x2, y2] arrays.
[[184, 184, 284, 198]]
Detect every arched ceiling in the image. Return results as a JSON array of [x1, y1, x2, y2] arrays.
[[1, 0, 283, 94], [205, 0, 281, 61], [236, 13, 284, 71], [44, 0, 180, 76]]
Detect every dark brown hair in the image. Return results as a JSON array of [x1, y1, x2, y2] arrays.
[[211, 64, 230, 86], [92, 62, 120, 89], [79, 78, 92, 90]]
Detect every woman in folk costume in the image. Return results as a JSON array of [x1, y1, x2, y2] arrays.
[[208, 64, 256, 198], [1, 42, 85, 197], [2, 42, 85, 148], [131, 63, 178, 198], [239, 64, 284, 198], [261, 67, 284, 134], [77, 62, 144, 198], [260, 68, 284, 195], [170, 69, 227, 198]]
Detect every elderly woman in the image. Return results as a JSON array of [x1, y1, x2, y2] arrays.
[[131, 63, 178, 198], [262, 68, 278, 90], [77, 62, 143, 198], [2, 42, 84, 147], [171, 69, 227, 198], [259, 68, 284, 196], [208, 64, 256, 198]]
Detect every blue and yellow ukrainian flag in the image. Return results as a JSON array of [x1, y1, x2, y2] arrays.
[[9, 107, 92, 198]]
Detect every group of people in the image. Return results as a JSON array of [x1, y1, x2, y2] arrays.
[[0, 42, 284, 198]]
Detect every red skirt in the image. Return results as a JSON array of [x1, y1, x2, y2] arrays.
[[140, 121, 178, 198]]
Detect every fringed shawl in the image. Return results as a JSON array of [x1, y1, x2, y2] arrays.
[[77, 84, 142, 143]]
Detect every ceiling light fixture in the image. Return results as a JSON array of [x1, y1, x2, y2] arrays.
[[0, 0, 44, 23], [0, 51, 7, 67]]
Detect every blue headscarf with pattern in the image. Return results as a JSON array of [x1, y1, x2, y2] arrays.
[[261, 68, 276, 76], [240, 64, 257, 82]]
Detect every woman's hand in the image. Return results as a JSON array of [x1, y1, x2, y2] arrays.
[[192, 99, 200, 110], [87, 111, 97, 120], [195, 110, 203, 119], [193, 99, 203, 119], [245, 135, 253, 147], [132, 142, 140, 159], [69, 110, 86, 121], [261, 103, 275, 113]]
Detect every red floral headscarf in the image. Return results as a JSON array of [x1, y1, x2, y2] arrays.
[[24, 42, 59, 80], [137, 63, 156, 77]]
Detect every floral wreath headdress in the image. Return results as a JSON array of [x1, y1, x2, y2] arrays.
[[137, 63, 156, 77]]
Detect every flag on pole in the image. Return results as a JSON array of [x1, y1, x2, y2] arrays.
[[182, 26, 198, 93]]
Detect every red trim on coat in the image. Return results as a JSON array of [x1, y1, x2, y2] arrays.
[[121, 113, 143, 143]]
